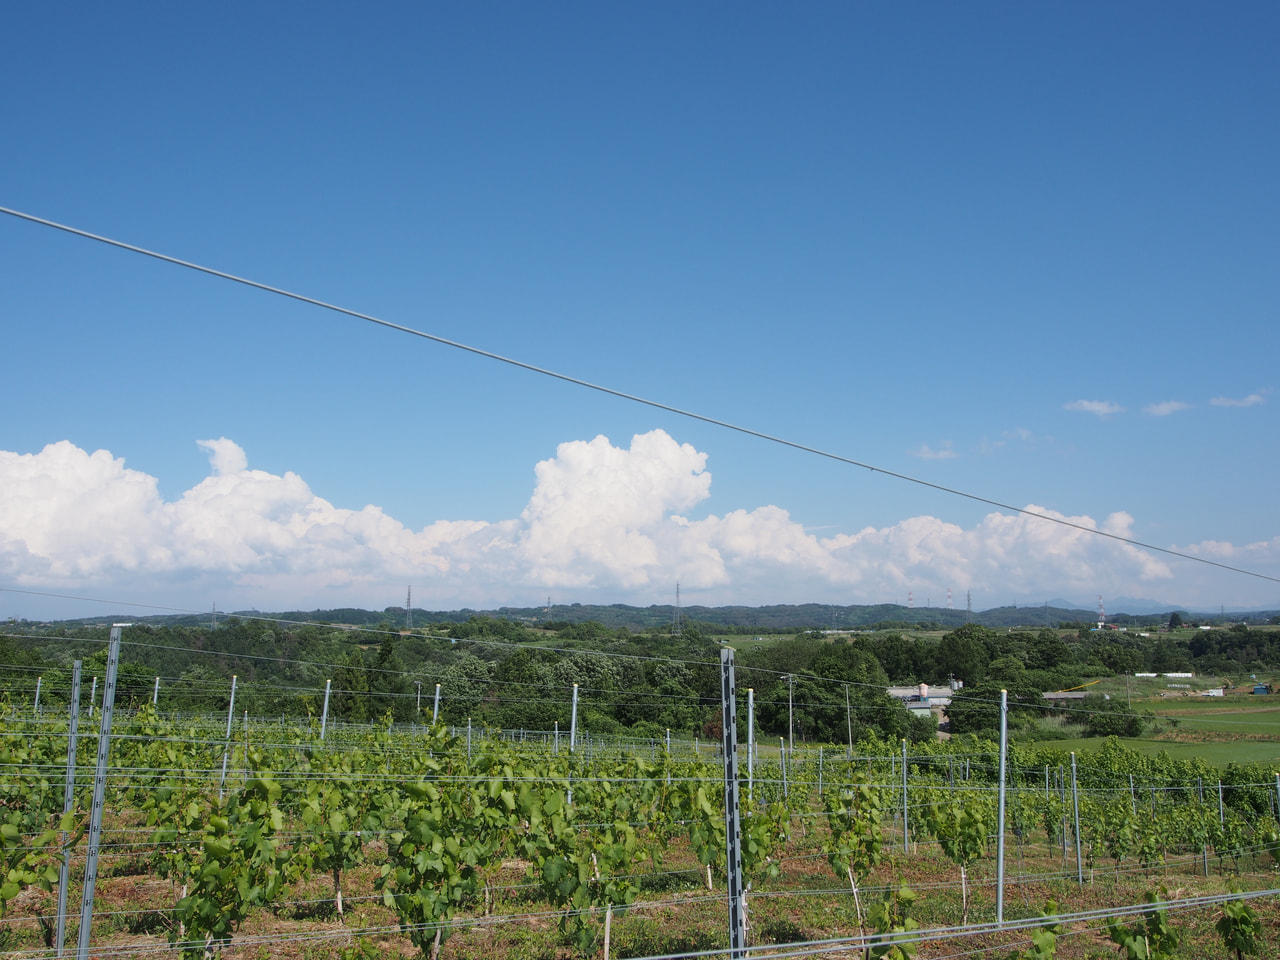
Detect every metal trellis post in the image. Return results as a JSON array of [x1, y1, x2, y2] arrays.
[[320, 678, 331, 740], [77, 626, 125, 960], [225, 674, 237, 739], [1070, 752, 1083, 886], [570, 683, 579, 753], [996, 689, 1007, 925], [55, 660, 81, 957], [845, 684, 853, 760], [901, 739, 909, 855], [720, 647, 746, 960]]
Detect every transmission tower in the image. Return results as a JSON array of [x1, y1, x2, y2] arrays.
[[405, 586, 412, 630]]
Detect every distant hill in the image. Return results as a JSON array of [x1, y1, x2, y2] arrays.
[[25, 600, 1277, 634]]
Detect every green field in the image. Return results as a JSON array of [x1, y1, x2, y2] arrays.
[[1048, 735, 1280, 765], [1049, 692, 1280, 765]]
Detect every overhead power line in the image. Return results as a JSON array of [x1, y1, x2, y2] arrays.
[[3, 203, 1277, 587]]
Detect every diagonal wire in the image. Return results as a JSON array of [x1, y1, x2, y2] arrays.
[[3, 203, 1278, 586]]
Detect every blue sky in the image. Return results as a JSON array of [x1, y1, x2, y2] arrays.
[[2, 3, 1277, 620]]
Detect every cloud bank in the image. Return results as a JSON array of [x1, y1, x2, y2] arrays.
[[1, 432, 1273, 616]]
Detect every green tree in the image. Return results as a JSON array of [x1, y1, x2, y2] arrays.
[[333, 652, 370, 723], [369, 635, 413, 720], [1028, 629, 1073, 670], [931, 624, 992, 685], [438, 655, 493, 722], [1082, 697, 1148, 738]]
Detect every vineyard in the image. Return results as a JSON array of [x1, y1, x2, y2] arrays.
[[1, 639, 1279, 959]]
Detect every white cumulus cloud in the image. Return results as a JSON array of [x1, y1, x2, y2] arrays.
[[913, 442, 958, 460], [1143, 401, 1190, 417], [197, 437, 249, 475], [1210, 393, 1265, 408], [1064, 400, 1125, 417], [1, 432, 1270, 615]]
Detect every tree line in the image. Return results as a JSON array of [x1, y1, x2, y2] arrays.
[[5, 616, 1278, 746]]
